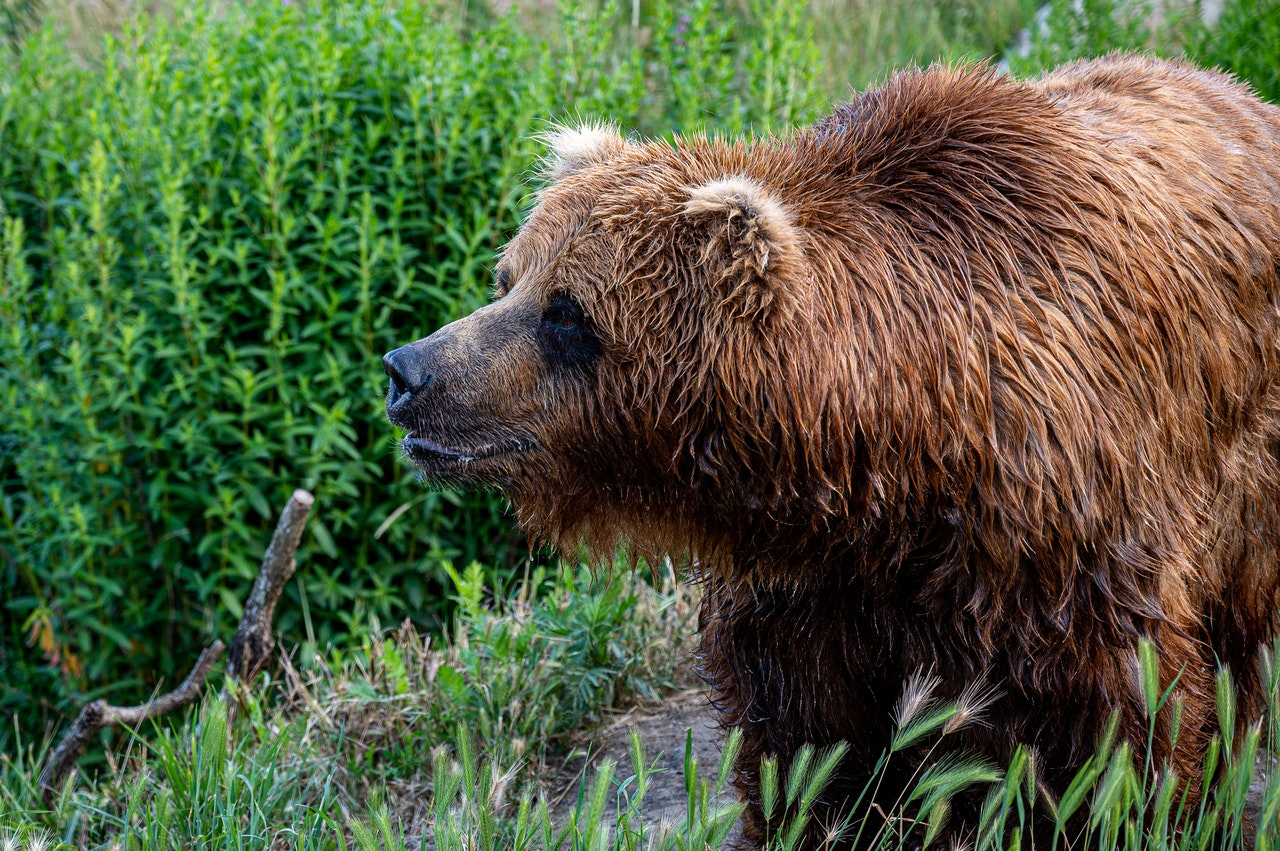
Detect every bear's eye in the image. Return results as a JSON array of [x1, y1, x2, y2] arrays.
[[538, 293, 601, 371], [544, 301, 579, 330]]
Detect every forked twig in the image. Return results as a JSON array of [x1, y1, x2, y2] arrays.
[[38, 640, 225, 808], [38, 487, 315, 810]]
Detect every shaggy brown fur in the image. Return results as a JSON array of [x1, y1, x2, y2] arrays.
[[384, 55, 1280, 847]]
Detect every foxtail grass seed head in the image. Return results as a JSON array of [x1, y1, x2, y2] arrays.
[[943, 680, 1001, 735], [1137, 638, 1161, 720], [717, 727, 743, 793], [1217, 667, 1238, 752], [760, 756, 781, 822], [893, 670, 942, 731], [820, 813, 853, 847], [923, 798, 951, 847]]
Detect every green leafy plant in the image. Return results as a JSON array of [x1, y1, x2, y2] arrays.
[[320, 562, 696, 788], [1190, 0, 1280, 102], [0, 0, 824, 732]]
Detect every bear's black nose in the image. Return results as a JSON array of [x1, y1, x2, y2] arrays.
[[383, 346, 434, 397]]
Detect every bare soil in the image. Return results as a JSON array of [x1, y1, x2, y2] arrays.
[[548, 687, 742, 840]]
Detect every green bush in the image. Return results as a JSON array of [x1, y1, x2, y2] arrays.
[[0, 0, 824, 730]]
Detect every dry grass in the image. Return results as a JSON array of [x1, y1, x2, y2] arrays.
[[5, 0, 161, 56], [808, 0, 1031, 94]]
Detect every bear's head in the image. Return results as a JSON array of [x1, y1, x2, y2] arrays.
[[384, 125, 837, 560]]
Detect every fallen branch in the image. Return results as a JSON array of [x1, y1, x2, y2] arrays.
[[38, 640, 225, 809], [227, 488, 314, 683], [39, 487, 315, 811]]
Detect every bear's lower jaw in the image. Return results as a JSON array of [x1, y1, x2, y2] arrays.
[[401, 433, 535, 478]]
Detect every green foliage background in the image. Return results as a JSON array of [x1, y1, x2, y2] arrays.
[[0, 0, 823, 727], [1, 0, 1279, 845]]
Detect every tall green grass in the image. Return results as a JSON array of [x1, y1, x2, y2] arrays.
[[333, 640, 1280, 851], [7, 623, 1279, 849], [810, 0, 1033, 93]]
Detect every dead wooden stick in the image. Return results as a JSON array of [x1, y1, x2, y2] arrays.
[[226, 488, 314, 683], [39, 488, 314, 810], [38, 640, 225, 809]]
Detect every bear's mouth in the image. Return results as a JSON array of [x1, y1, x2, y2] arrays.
[[401, 432, 536, 468]]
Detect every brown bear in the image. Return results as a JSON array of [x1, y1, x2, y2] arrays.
[[384, 54, 1280, 847]]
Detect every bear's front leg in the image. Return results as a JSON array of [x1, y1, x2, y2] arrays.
[[696, 573, 1219, 850], [697, 576, 917, 850]]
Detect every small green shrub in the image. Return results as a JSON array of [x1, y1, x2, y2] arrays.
[[0, 0, 824, 730], [319, 562, 697, 787]]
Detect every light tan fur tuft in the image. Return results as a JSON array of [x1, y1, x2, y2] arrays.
[[540, 122, 630, 181]]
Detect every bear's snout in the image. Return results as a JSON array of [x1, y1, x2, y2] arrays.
[[384, 304, 546, 484]]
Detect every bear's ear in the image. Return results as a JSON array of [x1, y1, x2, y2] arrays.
[[683, 176, 804, 326], [541, 123, 630, 181]]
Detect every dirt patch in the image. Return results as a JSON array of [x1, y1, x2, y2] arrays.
[[548, 687, 742, 841]]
